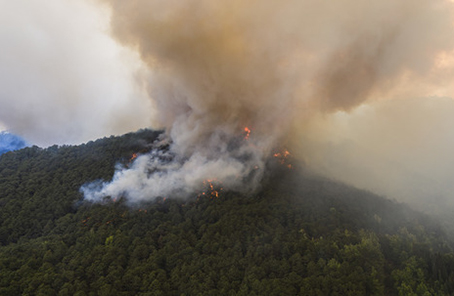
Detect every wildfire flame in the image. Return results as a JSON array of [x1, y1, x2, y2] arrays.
[[273, 149, 292, 169], [273, 150, 290, 158], [81, 217, 91, 227], [198, 179, 223, 200], [244, 127, 251, 140], [130, 153, 138, 162]]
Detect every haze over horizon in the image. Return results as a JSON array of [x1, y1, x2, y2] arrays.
[[3, 0, 454, 209]]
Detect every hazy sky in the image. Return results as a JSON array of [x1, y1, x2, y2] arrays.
[[3, 0, 454, 210], [0, 0, 152, 146]]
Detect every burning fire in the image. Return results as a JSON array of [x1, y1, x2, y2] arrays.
[[273, 150, 290, 159], [81, 217, 91, 227], [198, 179, 223, 200], [244, 127, 251, 140], [130, 153, 138, 162], [273, 149, 292, 169]]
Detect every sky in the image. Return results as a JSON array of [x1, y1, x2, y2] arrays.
[[3, 0, 454, 211], [0, 0, 152, 146]]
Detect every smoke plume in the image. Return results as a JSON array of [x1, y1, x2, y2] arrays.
[[0, 0, 151, 146], [83, 0, 454, 203], [298, 97, 454, 215]]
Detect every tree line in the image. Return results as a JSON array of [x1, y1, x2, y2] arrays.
[[0, 129, 453, 295]]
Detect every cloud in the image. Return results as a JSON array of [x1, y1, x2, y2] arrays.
[[0, 0, 152, 146]]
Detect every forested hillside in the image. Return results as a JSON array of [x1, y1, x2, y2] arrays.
[[0, 129, 454, 295]]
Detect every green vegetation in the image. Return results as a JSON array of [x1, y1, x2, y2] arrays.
[[0, 129, 454, 295]]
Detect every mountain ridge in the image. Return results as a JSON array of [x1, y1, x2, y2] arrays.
[[0, 129, 453, 295]]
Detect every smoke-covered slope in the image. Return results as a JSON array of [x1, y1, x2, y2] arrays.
[[0, 130, 453, 295]]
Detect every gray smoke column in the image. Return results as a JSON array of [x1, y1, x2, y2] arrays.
[[83, 0, 454, 202]]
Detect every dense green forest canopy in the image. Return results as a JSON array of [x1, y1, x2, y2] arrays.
[[0, 129, 454, 295]]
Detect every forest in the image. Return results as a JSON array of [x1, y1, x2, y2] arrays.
[[0, 129, 454, 295]]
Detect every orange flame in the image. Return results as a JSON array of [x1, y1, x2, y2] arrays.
[[273, 149, 292, 169], [244, 127, 251, 140], [130, 153, 138, 162], [198, 179, 223, 199]]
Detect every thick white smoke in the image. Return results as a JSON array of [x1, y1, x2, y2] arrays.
[[0, 0, 151, 146], [82, 0, 454, 203], [82, 130, 269, 202]]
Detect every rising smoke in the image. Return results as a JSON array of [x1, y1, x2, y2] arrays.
[[83, 0, 454, 203], [0, 0, 151, 146]]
